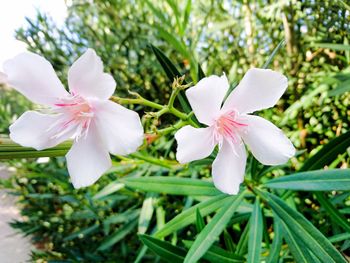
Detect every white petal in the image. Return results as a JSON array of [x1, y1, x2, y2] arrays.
[[212, 140, 247, 195], [66, 125, 111, 188], [186, 74, 229, 125], [3, 52, 68, 105], [9, 111, 70, 150], [241, 115, 295, 165], [0, 72, 7, 84], [68, 49, 116, 100], [92, 100, 144, 155], [174, 125, 216, 164], [223, 68, 288, 114]]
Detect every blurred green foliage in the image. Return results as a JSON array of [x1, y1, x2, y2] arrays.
[[1, 0, 350, 261]]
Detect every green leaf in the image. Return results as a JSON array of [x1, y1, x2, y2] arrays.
[[97, 219, 138, 251], [195, 208, 205, 232], [316, 193, 350, 233], [295, 131, 350, 236], [150, 45, 191, 113], [262, 39, 286, 69], [138, 193, 157, 234], [63, 224, 99, 242], [184, 193, 245, 263], [312, 43, 350, 51], [93, 182, 124, 200], [223, 230, 236, 253], [0, 138, 70, 159], [154, 194, 229, 238], [329, 78, 350, 96], [280, 219, 315, 263], [183, 240, 244, 263], [247, 199, 263, 263], [155, 25, 190, 58], [182, 0, 192, 31], [266, 216, 283, 263], [197, 63, 205, 81], [139, 234, 186, 263], [103, 209, 140, 234], [121, 176, 221, 196], [300, 131, 350, 171], [258, 190, 346, 263], [329, 232, 350, 243], [144, 0, 170, 28], [235, 221, 249, 256], [264, 169, 350, 191]]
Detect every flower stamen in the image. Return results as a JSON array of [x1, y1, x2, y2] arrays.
[[213, 110, 248, 146], [49, 95, 94, 141]]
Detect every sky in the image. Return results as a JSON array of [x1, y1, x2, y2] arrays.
[[0, 0, 68, 70]]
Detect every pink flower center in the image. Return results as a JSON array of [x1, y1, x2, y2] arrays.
[[49, 95, 94, 140], [213, 110, 248, 145]]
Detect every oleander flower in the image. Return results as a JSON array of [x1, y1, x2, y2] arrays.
[[4, 49, 144, 188], [175, 69, 295, 194]]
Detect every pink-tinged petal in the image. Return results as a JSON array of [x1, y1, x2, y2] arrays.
[[175, 125, 216, 164], [68, 49, 116, 100], [223, 68, 288, 114], [3, 52, 68, 105], [0, 72, 7, 84], [66, 124, 111, 188], [212, 139, 246, 195], [241, 115, 295, 165], [186, 74, 229, 125], [92, 100, 144, 155], [9, 111, 71, 150]]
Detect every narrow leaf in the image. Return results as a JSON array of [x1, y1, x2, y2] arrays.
[[93, 182, 124, 200], [138, 193, 156, 234], [316, 192, 350, 233], [312, 43, 350, 51], [329, 78, 350, 96], [235, 221, 249, 256], [183, 240, 244, 263], [150, 44, 191, 113], [195, 208, 205, 232], [223, 230, 236, 253], [247, 199, 263, 263], [139, 234, 186, 263], [262, 39, 286, 69], [183, 0, 192, 31], [97, 219, 137, 251], [154, 194, 229, 238], [197, 63, 205, 80], [280, 219, 315, 262], [258, 190, 346, 263], [63, 224, 99, 242], [121, 176, 221, 196], [266, 216, 283, 263], [184, 193, 245, 263], [265, 169, 350, 191], [300, 131, 350, 171], [0, 138, 70, 159]]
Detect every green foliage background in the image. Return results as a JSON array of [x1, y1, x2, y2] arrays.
[[0, 0, 350, 262]]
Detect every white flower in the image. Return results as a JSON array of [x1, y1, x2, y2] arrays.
[[4, 49, 144, 188], [175, 69, 295, 195]]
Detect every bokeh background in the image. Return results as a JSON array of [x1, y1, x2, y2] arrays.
[[0, 0, 349, 261]]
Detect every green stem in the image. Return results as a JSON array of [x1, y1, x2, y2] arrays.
[[110, 96, 163, 110], [156, 120, 189, 136], [168, 87, 181, 109], [128, 152, 175, 169], [0, 138, 71, 159]]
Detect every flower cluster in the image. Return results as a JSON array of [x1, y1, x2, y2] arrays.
[[2, 49, 295, 194]]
